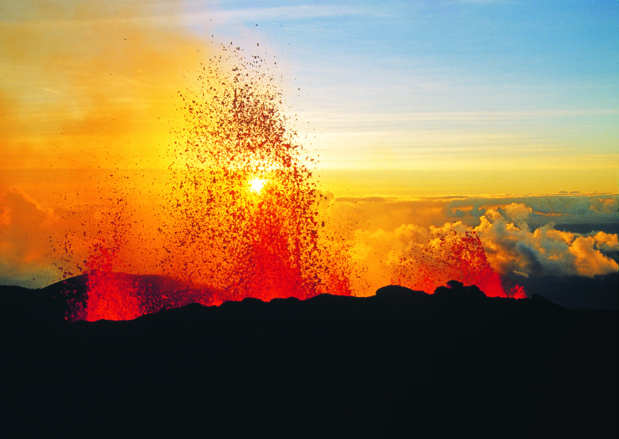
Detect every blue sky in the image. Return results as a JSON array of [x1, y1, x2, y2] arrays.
[[179, 0, 618, 191], [193, 0, 618, 113]]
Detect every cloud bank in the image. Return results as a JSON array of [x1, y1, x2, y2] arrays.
[[476, 203, 618, 278], [327, 193, 618, 295]]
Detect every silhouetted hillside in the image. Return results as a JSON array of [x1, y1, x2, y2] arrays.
[[1, 272, 219, 322], [1, 279, 617, 437], [506, 272, 619, 310]]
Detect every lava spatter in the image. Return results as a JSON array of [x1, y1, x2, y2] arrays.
[[392, 226, 526, 299], [159, 45, 350, 302], [56, 44, 524, 322]]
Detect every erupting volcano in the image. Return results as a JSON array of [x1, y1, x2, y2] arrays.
[[159, 47, 350, 301], [55, 45, 523, 322], [3, 5, 616, 437]]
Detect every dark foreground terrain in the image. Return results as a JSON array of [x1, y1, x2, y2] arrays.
[[1, 279, 617, 437]]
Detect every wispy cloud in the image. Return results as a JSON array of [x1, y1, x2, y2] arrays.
[[299, 109, 619, 125], [186, 4, 377, 25]]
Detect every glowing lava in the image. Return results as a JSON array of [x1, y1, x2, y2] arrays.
[[156, 45, 353, 304], [59, 44, 524, 322], [249, 178, 267, 194], [391, 227, 526, 299]]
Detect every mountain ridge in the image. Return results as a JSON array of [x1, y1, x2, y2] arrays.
[[1, 276, 616, 436]]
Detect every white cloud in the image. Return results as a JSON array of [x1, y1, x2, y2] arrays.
[[185, 4, 374, 26], [324, 195, 618, 296], [475, 204, 618, 277]]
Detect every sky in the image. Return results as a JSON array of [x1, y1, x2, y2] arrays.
[[1, 0, 617, 193], [0, 0, 617, 305], [191, 0, 619, 195]]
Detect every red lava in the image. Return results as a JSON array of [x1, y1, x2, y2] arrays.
[[61, 45, 523, 321]]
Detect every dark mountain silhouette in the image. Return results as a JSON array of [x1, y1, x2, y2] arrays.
[[504, 272, 619, 310], [1, 272, 222, 323], [1, 278, 617, 436]]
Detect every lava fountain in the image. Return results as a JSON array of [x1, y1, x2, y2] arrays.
[[62, 44, 523, 321], [156, 45, 354, 306], [391, 226, 526, 299]]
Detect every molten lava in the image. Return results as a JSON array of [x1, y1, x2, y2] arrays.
[[157, 46, 349, 304], [392, 227, 526, 299], [249, 178, 267, 194], [59, 44, 524, 321]]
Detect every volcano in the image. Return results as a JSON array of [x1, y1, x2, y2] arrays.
[[1, 277, 616, 436]]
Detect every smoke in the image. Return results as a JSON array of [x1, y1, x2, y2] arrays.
[[0, 188, 55, 285], [0, 0, 208, 170], [0, 0, 213, 285]]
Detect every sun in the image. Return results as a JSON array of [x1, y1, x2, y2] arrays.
[[249, 178, 266, 194]]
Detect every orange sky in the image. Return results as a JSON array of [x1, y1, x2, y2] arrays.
[[0, 0, 206, 172]]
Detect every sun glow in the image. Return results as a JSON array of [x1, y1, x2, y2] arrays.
[[249, 178, 266, 194]]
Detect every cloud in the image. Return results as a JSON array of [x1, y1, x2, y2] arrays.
[[188, 4, 375, 25], [475, 203, 618, 277], [591, 231, 619, 251], [446, 194, 618, 226], [589, 196, 618, 214], [319, 194, 618, 296]]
